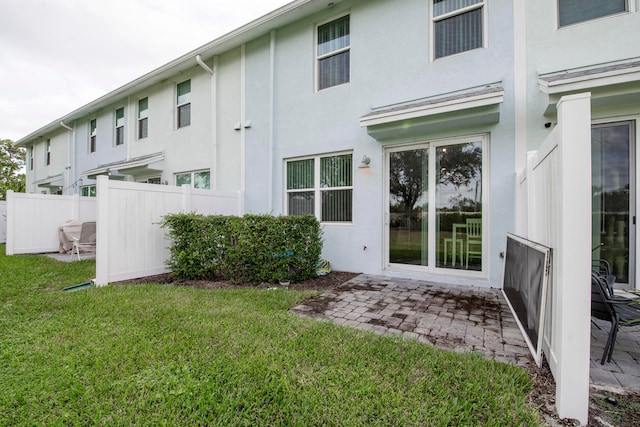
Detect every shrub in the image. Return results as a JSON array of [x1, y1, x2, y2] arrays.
[[161, 213, 322, 284]]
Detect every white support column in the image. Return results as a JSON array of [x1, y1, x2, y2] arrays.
[[95, 176, 109, 286], [554, 92, 591, 425]]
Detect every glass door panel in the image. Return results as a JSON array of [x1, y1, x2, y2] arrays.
[[592, 122, 634, 284], [436, 141, 483, 270], [388, 149, 428, 265]]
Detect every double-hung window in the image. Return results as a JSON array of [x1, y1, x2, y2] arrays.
[[432, 0, 485, 59], [28, 146, 34, 170], [89, 119, 97, 153], [317, 14, 350, 90], [558, 0, 627, 27], [138, 97, 148, 139], [45, 139, 51, 165], [115, 107, 125, 146], [175, 169, 210, 189], [286, 153, 353, 222], [177, 80, 191, 128]]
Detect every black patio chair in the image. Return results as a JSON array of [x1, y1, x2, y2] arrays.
[[591, 271, 640, 364]]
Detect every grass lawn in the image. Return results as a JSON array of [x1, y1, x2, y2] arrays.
[[0, 245, 541, 426]]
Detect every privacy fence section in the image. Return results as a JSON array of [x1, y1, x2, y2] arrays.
[[95, 176, 241, 286], [515, 93, 592, 422], [0, 201, 6, 244], [5, 191, 96, 255]]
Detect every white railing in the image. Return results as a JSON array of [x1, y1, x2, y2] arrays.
[[5, 192, 96, 255], [94, 176, 241, 286], [515, 93, 591, 423]]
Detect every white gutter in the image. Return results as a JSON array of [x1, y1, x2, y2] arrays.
[[60, 121, 75, 195], [196, 54, 214, 75]]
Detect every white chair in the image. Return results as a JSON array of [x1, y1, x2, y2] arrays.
[[71, 222, 96, 260], [465, 218, 482, 268]]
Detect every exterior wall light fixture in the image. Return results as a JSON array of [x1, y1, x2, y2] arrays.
[[359, 155, 371, 168]]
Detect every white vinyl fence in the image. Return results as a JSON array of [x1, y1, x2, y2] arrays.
[[515, 93, 592, 424], [0, 201, 6, 244], [95, 176, 241, 286], [5, 192, 96, 255]]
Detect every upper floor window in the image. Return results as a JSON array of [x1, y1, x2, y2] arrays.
[[286, 152, 353, 222], [175, 169, 210, 189], [432, 0, 484, 59], [138, 97, 148, 139], [89, 119, 97, 153], [177, 80, 191, 128], [317, 14, 350, 91], [28, 146, 34, 170], [558, 0, 627, 27], [45, 139, 51, 165], [115, 107, 125, 146]]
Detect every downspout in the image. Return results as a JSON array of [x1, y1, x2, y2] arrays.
[[60, 121, 75, 195], [268, 30, 276, 213], [196, 54, 214, 75], [240, 44, 246, 212]]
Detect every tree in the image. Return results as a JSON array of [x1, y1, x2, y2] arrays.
[[0, 138, 26, 199]]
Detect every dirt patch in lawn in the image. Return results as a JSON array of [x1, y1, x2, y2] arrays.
[[117, 271, 640, 426], [116, 271, 360, 291]]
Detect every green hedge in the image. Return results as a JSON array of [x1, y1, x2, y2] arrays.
[[161, 213, 323, 284]]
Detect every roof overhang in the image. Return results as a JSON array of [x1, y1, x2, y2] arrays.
[[538, 58, 640, 115], [360, 84, 504, 141], [82, 151, 165, 180], [34, 174, 64, 188], [15, 0, 347, 147]]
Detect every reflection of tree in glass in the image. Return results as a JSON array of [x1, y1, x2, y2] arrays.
[[320, 154, 352, 188], [389, 150, 426, 228], [438, 143, 482, 189]]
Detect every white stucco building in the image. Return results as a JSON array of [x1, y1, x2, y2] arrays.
[[15, 0, 640, 292]]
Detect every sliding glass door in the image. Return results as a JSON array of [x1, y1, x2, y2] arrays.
[[592, 121, 635, 285], [387, 137, 486, 274]]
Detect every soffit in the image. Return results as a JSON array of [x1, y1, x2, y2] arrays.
[[82, 151, 165, 179], [360, 83, 504, 141], [539, 57, 640, 115]]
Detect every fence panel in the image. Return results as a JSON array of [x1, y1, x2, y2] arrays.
[[5, 192, 96, 255], [95, 177, 241, 285], [0, 201, 6, 244]]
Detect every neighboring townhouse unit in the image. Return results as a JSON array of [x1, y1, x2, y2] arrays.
[[518, 0, 640, 290], [14, 0, 640, 293]]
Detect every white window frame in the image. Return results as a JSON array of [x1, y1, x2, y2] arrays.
[[138, 97, 149, 139], [175, 169, 210, 189], [115, 107, 125, 146], [557, 0, 631, 28], [28, 146, 33, 170], [176, 80, 191, 129], [315, 13, 351, 92], [285, 151, 353, 224], [89, 118, 97, 153], [384, 134, 489, 278], [430, 0, 487, 61]]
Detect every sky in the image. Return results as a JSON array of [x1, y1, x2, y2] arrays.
[[0, 0, 292, 142]]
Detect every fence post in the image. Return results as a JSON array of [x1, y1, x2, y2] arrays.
[[6, 190, 14, 255], [554, 92, 591, 424], [95, 176, 109, 286]]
